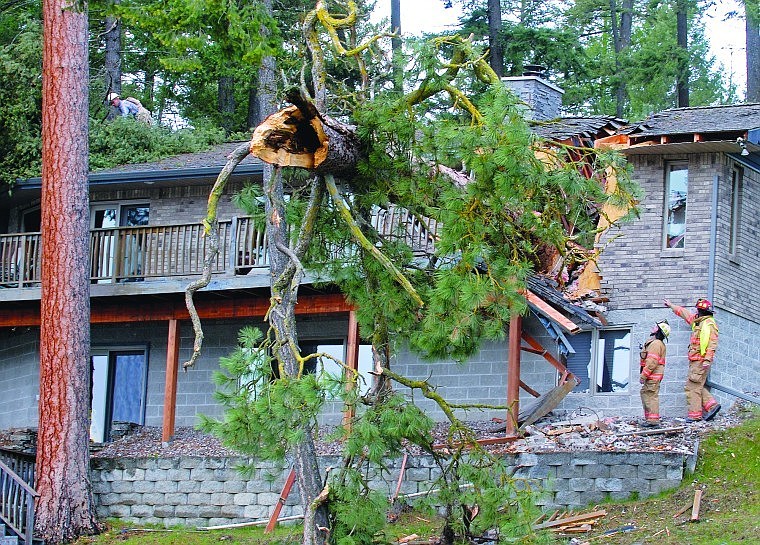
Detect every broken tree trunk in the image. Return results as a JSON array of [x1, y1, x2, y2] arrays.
[[250, 90, 360, 178]]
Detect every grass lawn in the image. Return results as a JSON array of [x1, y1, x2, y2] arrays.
[[73, 408, 759, 545]]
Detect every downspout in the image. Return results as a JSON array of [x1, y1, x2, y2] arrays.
[[706, 174, 719, 301]]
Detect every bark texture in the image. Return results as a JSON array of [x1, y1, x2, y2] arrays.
[[747, 5, 760, 102], [675, 0, 689, 107], [487, 0, 504, 78], [104, 0, 121, 93], [37, 0, 99, 542]]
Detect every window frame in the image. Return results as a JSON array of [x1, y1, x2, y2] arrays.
[[663, 161, 689, 250], [728, 166, 743, 259], [90, 344, 150, 442], [564, 327, 633, 395]]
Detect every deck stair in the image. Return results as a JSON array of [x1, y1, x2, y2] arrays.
[[0, 450, 38, 545]]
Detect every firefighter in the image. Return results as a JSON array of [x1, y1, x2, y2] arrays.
[[664, 298, 721, 422], [639, 320, 670, 427]]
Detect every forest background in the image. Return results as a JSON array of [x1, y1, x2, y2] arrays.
[[1, 0, 758, 190]]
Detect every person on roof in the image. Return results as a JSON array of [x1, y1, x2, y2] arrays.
[[639, 320, 671, 427], [107, 92, 153, 125], [664, 298, 720, 422]]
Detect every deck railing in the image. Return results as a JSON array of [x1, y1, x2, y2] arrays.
[[0, 217, 270, 287], [0, 209, 438, 289], [0, 449, 37, 545]]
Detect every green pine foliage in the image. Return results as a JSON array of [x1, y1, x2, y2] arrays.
[[89, 118, 225, 170]]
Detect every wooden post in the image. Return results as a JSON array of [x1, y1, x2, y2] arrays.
[[343, 310, 360, 429], [162, 319, 180, 444], [506, 314, 522, 436]]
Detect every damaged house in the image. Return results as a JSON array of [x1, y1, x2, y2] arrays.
[[0, 77, 759, 449]]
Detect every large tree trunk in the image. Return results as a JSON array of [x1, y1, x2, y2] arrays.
[[250, 92, 360, 177], [104, 0, 121, 120], [747, 3, 760, 102], [487, 0, 504, 78], [257, 3, 329, 545], [675, 0, 689, 107], [37, 0, 99, 543]]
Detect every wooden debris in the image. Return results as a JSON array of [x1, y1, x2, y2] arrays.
[[532, 509, 607, 533], [615, 426, 685, 437], [398, 533, 419, 543], [544, 426, 581, 436], [673, 500, 693, 518], [690, 489, 703, 522]]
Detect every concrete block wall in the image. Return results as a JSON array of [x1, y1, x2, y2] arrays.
[[708, 308, 760, 400], [90, 450, 690, 527], [0, 328, 40, 429]]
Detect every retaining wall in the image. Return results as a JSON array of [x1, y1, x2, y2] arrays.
[[90, 450, 694, 528]]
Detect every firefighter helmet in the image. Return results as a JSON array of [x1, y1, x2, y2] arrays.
[[696, 298, 714, 313], [651, 320, 670, 339]]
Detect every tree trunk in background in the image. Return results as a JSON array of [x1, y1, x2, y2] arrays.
[[218, 75, 236, 133], [747, 3, 759, 102], [391, 0, 402, 92], [675, 0, 689, 107], [247, 74, 260, 130], [487, 0, 504, 78], [37, 0, 99, 543], [104, 0, 121, 120], [610, 0, 633, 118]]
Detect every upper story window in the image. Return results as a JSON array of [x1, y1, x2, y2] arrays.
[[565, 328, 632, 394], [664, 162, 688, 249], [91, 203, 149, 229], [729, 166, 743, 257]]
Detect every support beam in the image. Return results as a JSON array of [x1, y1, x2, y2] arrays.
[[506, 314, 522, 436], [521, 331, 569, 375], [0, 292, 352, 328], [162, 319, 180, 444], [523, 289, 580, 333], [342, 310, 360, 429]]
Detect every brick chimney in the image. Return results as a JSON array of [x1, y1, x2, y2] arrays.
[[501, 65, 564, 121]]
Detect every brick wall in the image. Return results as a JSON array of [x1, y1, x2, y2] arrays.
[[713, 159, 760, 322], [90, 450, 691, 527], [598, 153, 716, 310]]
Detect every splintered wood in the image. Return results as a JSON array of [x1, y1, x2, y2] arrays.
[[532, 509, 607, 534]]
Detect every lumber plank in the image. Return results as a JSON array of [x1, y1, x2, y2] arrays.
[[690, 489, 703, 522], [533, 510, 607, 530]]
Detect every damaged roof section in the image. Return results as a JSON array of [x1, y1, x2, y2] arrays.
[[531, 116, 628, 145]]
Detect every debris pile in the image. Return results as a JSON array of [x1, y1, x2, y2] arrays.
[[483, 408, 745, 456], [532, 509, 607, 535]]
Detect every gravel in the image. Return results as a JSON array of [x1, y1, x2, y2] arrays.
[[2, 401, 752, 460]]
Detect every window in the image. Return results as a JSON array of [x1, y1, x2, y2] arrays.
[[729, 167, 743, 257], [91, 203, 149, 281], [664, 163, 688, 248], [565, 329, 632, 394], [90, 346, 149, 442], [298, 339, 374, 396]]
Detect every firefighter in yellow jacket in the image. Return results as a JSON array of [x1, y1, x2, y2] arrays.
[[664, 298, 721, 422], [639, 320, 670, 427]]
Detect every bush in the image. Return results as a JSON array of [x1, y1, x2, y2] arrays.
[[89, 118, 225, 170]]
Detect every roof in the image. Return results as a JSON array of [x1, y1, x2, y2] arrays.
[[531, 116, 628, 143], [526, 275, 601, 329], [623, 103, 760, 138], [90, 141, 261, 175]]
